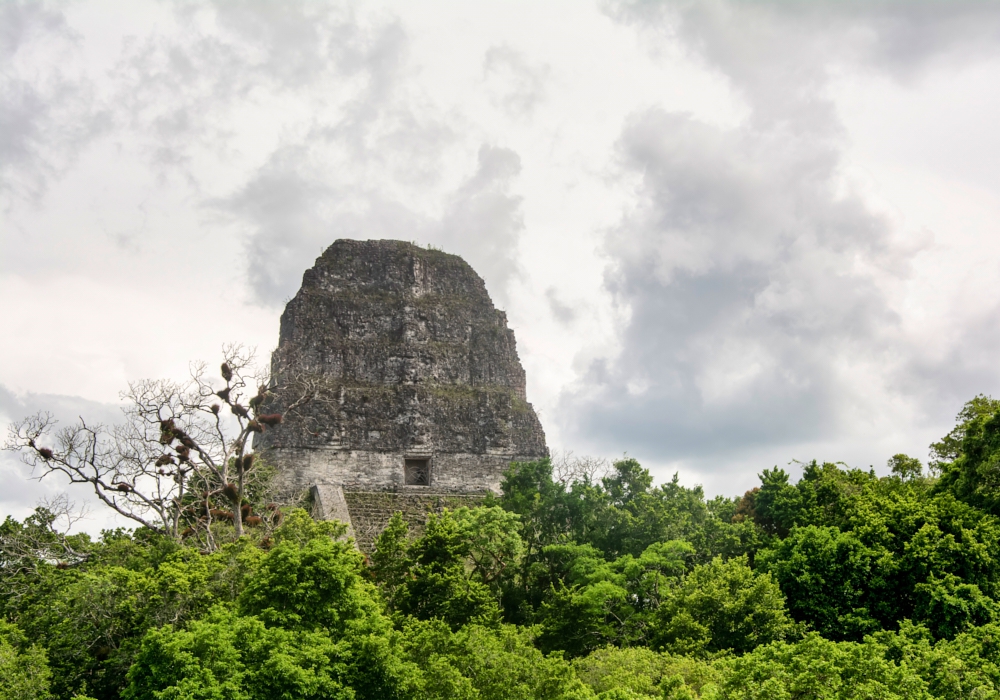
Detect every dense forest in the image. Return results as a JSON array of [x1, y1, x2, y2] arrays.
[[6, 396, 1000, 699]]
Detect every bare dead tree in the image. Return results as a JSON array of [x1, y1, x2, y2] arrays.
[[551, 450, 611, 486], [5, 344, 324, 550], [37, 493, 91, 535]]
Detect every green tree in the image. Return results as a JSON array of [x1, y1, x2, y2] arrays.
[[757, 525, 888, 640], [499, 458, 576, 558], [930, 395, 1000, 466], [888, 454, 924, 481], [536, 578, 631, 657], [715, 633, 930, 700], [652, 556, 796, 656], [369, 512, 412, 613], [572, 646, 717, 699], [124, 512, 414, 700], [531, 540, 691, 655], [913, 573, 997, 639], [11, 532, 263, 700], [123, 608, 356, 700], [0, 498, 94, 618], [400, 618, 594, 700], [498, 457, 762, 628], [750, 468, 800, 537], [395, 511, 502, 629], [935, 396, 1000, 514], [372, 507, 524, 628], [873, 620, 1000, 699], [0, 619, 52, 700], [238, 511, 379, 635]]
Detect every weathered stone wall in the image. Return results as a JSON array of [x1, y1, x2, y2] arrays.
[[258, 239, 547, 462], [257, 239, 547, 543], [271, 448, 532, 496], [343, 491, 484, 552]]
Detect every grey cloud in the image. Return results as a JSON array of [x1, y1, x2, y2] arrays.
[[301, 16, 455, 179], [230, 143, 526, 308], [0, 2, 107, 205], [483, 45, 549, 118], [0, 384, 123, 528], [896, 300, 1000, 427], [555, 0, 1000, 474], [559, 109, 910, 462], [115, 2, 418, 182], [546, 288, 577, 324], [0, 79, 46, 170], [813, 2, 1000, 78], [0, 384, 124, 435], [0, 1, 66, 60], [0, 77, 109, 205], [606, 0, 1000, 129], [122, 0, 469, 280], [7, 0, 526, 313], [228, 146, 434, 306], [193, 0, 359, 86], [435, 145, 525, 304], [227, 146, 341, 305]]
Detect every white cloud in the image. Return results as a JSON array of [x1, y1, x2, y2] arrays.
[[0, 1, 108, 204], [4, 0, 1000, 514], [560, 109, 912, 459], [550, 0, 1000, 492], [483, 44, 549, 119]]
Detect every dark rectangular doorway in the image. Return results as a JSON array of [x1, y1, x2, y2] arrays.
[[404, 458, 430, 486]]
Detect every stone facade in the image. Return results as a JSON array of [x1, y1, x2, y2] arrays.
[[258, 239, 548, 544]]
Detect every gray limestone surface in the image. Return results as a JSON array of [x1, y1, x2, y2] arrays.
[[257, 239, 547, 542]]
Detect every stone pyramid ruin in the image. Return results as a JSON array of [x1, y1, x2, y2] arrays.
[[257, 239, 548, 548]]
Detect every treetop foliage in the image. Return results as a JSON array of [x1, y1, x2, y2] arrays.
[[7, 394, 1000, 698]]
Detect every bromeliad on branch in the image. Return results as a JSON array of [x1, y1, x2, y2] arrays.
[[4, 343, 327, 551]]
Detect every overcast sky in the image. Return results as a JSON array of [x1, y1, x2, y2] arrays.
[[4, 0, 1000, 532]]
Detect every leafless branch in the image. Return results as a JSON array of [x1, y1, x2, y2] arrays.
[[3, 345, 319, 551], [552, 451, 610, 486]]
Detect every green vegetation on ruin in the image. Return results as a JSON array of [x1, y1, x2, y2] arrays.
[[343, 491, 485, 550], [338, 381, 524, 403], [423, 382, 521, 402], [411, 291, 484, 313]]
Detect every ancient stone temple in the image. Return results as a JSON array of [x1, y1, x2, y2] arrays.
[[257, 239, 548, 548]]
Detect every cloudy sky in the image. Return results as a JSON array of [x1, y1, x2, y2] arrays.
[[4, 0, 1000, 531]]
